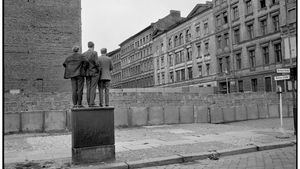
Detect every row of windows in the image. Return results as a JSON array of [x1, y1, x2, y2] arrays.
[[226, 41, 282, 73], [134, 33, 152, 48], [122, 59, 153, 78], [232, 13, 279, 44], [157, 67, 193, 85], [121, 46, 152, 66], [120, 34, 152, 55], [111, 73, 121, 84], [112, 62, 121, 72], [220, 76, 294, 94], [157, 41, 210, 70], [157, 62, 211, 85], [168, 29, 191, 49], [111, 53, 121, 63]]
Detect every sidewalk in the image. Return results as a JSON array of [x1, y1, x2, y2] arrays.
[[4, 118, 296, 169]]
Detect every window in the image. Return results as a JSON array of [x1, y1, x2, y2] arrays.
[[233, 6, 239, 20], [180, 50, 184, 63], [156, 57, 160, 69], [216, 15, 222, 27], [225, 56, 230, 72], [174, 36, 178, 47], [197, 45, 201, 59], [251, 78, 258, 92], [188, 67, 193, 79], [271, 0, 279, 5], [247, 23, 254, 39], [272, 15, 279, 32], [204, 23, 208, 34], [205, 42, 209, 53], [265, 77, 272, 92], [262, 46, 269, 64], [223, 11, 228, 24], [196, 25, 200, 34], [168, 38, 172, 48], [157, 74, 160, 84], [169, 72, 174, 83], [217, 35, 222, 48], [162, 73, 165, 84], [260, 19, 267, 35], [187, 48, 192, 61], [219, 58, 223, 73], [169, 54, 173, 66], [249, 50, 256, 68], [246, 0, 253, 15], [224, 33, 229, 47], [234, 28, 240, 43], [274, 43, 282, 63], [175, 52, 179, 64], [236, 53, 242, 70], [176, 70, 180, 82], [238, 80, 244, 92], [260, 0, 266, 9], [186, 29, 191, 42], [198, 64, 202, 76], [161, 56, 164, 66], [206, 63, 210, 75], [179, 33, 183, 45], [288, 8, 296, 23]]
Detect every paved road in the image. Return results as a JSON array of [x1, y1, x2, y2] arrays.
[[142, 146, 296, 169], [4, 118, 296, 168]]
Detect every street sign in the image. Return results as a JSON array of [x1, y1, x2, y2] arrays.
[[274, 75, 290, 81], [276, 68, 290, 73]]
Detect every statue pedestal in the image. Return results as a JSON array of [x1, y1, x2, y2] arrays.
[[71, 107, 115, 164]]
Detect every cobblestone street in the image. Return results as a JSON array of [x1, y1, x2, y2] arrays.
[[142, 146, 296, 169]]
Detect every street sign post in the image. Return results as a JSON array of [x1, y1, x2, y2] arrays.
[[274, 75, 290, 81]]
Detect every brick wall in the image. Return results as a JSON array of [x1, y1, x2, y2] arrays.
[[4, 0, 81, 93]]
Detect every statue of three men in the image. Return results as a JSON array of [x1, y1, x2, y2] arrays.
[[63, 42, 113, 108]]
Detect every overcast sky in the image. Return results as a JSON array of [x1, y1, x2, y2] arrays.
[[81, 0, 207, 53]]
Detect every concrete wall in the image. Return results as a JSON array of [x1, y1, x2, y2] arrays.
[[4, 89, 294, 134]]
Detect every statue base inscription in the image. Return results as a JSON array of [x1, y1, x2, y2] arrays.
[[71, 107, 115, 164]]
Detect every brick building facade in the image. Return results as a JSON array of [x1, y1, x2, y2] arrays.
[[4, 0, 81, 93]]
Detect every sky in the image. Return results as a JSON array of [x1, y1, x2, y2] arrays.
[[81, 0, 207, 53]]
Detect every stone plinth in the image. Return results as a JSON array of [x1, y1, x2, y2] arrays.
[[71, 107, 115, 164]]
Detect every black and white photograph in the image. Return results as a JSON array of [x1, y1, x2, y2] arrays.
[[3, 0, 298, 168]]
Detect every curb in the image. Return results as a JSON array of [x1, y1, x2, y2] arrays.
[[81, 140, 296, 169]]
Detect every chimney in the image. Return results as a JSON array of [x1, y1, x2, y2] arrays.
[[170, 10, 181, 17]]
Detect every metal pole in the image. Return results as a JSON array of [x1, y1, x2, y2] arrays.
[[226, 76, 229, 94], [279, 87, 283, 130], [292, 78, 297, 135]]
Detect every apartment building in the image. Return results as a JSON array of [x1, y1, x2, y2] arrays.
[[153, 2, 217, 88], [111, 0, 296, 92], [213, 0, 296, 93], [118, 10, 183, 88]]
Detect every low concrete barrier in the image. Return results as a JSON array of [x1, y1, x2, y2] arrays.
[[4, 92, 295, 134], [4, 112, 20, 133], [179, 106, 194, 124], [148, 106, 164, 125]]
